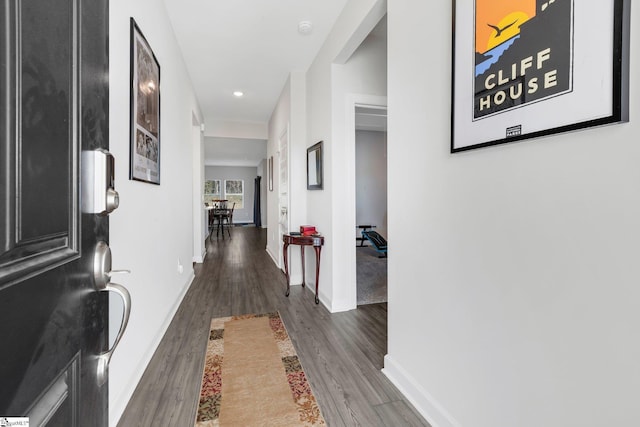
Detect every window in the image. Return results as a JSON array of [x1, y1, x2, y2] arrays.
[[204, 180, 221, 204], [224, 179, 244, 209]]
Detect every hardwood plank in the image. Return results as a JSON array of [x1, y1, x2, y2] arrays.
[[117, 227, 430, 427], [374, 400, 430, 427]]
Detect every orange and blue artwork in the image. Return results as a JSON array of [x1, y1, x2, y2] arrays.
[[473, 0, 573, 119]]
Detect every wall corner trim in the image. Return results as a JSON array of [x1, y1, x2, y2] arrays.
[[382, 355, 461, 427]]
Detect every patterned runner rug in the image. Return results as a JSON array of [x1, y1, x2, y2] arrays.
[[195, 312, 325, 426]]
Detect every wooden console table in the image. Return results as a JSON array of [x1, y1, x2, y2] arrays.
[[282, 234, 324, 304]]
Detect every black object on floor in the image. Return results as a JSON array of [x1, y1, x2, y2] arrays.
[[361, 230, 387, 258], [357, 224, 375, 247]]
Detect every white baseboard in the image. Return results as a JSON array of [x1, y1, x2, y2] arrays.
[[382, 355, 461, 427], [329, 300, 355, 313], [109, 272, 195, 427], [266, 247, 279, 267]]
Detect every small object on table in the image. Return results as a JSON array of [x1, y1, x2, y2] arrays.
[[300, 225, 317, 236], [282, 233, 324, 304]]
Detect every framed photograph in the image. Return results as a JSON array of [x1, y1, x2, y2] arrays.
[[268, 156, 273, 191], [451, 0, 629, 152], [130, 18, 161, 184], [307, 141, 323, 190]]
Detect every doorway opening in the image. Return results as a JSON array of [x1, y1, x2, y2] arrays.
[[354, 106, 388, 305]]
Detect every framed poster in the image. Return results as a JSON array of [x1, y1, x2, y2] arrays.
[[130, 18, 161, 184], [451, 0, 629, 152], [307, 141, 323, 190]]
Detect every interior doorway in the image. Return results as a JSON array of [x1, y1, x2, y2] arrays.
[[354, 106, 388, 305]]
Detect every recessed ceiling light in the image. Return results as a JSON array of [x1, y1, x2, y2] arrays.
[[298, 21, 313, 35], [233, 91, 244, 97]]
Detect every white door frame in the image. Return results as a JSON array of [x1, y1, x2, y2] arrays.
[[341, 94, 387, 310], [192, 118, 205, 263], [277, 125, 290, 270]]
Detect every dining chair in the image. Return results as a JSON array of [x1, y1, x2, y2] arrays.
[[207, 200, 226, 240], [224, 203, 235, 229], [217, 202, 235, 238], [212, 201, 233, 239]]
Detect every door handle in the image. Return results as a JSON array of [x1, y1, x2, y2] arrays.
[[96, 282, 131, 386], [93, 241, 132, 386]]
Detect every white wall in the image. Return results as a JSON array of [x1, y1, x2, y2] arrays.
[[108, 0, 202, 425], [305, 0, 387, 311], [205, 166, 257, 224], [356, 130, 387, 238], [384, 2, 640, 427], [207, 119, 268, 139], [266, 78, 289, 266], [267, 72, 307, 284], [204, 136, 267, 167]]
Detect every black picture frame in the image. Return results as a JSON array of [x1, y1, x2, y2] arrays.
[[130, 18, 161, 184], [451, 0, 629, 152], [307, 141, 323, 190]]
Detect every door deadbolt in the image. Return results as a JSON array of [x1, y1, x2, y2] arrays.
[[82, 149, 120, 215]]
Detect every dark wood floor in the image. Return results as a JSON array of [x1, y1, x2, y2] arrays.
[[117, 226, 429, 427]]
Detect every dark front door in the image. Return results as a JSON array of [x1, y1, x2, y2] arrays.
[[1, 0, 110, 425]]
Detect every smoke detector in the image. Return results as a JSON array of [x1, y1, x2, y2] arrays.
[[298, 21, 313, 35]]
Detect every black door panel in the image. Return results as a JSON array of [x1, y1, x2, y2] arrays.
[[1, 0, 110, 425]]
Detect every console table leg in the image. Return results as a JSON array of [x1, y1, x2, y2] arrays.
[[314, 246, 321, 304], [300, 245, 306, 288], [283, 242, 290, 297]]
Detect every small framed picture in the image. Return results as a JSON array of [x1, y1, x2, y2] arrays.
[[307, 141, 323, 190], [130, 18, 161, 184]]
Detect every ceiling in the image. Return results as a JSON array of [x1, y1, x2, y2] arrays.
[[163, 0, 351, 126], [164, 0, 387, 167]]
